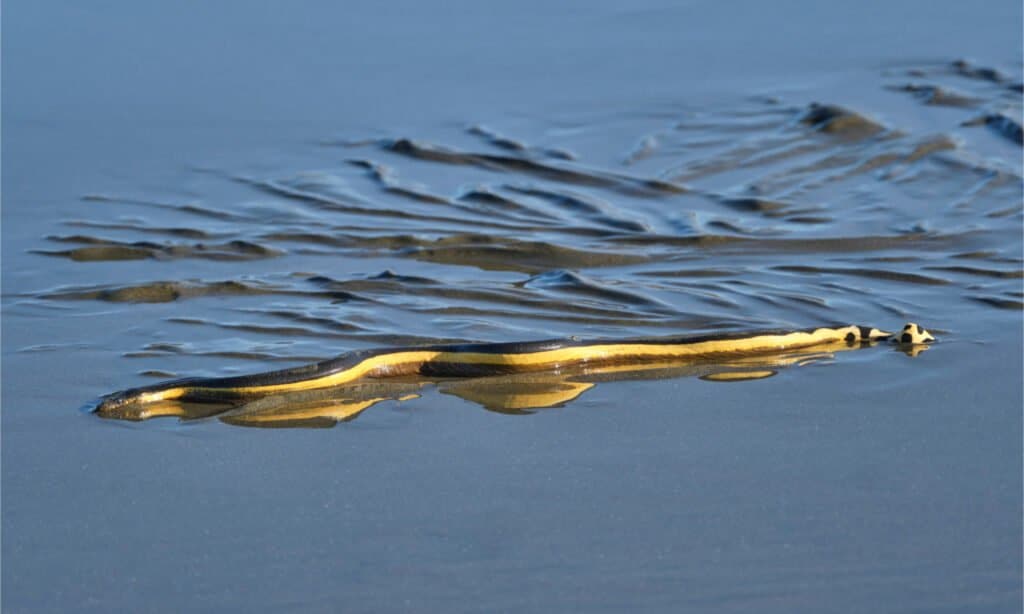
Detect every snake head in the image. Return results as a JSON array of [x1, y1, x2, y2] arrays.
[[91, 389, 146, 419], [893, 322, 935, 345], [91, 380, 194, 420]]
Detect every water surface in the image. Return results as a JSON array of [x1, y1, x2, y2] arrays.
[[3, 1, 1021, 612]]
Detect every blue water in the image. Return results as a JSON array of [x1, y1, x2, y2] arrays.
[[3, 1, 1021, 612]]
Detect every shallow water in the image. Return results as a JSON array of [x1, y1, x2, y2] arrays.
[[3, 1, 1022, 612]]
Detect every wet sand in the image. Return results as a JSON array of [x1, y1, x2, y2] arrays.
[[3, 1, 1022, 612]]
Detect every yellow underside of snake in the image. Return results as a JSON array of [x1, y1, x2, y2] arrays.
[[93, 322, 934, 421]]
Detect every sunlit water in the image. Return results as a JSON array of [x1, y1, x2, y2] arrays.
[[4, 2, 1021, 612]]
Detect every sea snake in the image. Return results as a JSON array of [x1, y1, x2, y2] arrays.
[[93, 322, 934, 417]]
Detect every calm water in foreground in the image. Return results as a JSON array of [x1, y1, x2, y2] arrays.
[[3, 1, 1022, 612]]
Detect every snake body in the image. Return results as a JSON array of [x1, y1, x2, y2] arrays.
[[93, 322, 933, 417]]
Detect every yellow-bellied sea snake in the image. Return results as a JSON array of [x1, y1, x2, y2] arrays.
[[93, 322, 934, 417]]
